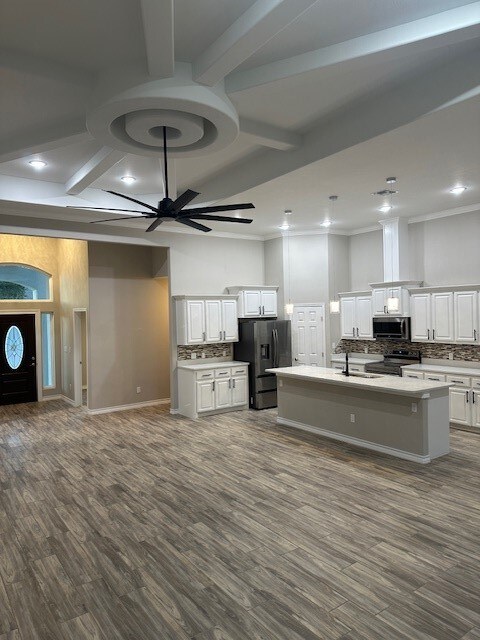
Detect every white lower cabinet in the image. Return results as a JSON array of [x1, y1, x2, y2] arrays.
[[178, 364, 249, 419], [403, 368, 480, 428]]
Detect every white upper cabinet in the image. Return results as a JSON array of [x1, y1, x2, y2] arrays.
[[371, 286, 409, 316], [356, 296, 373, 339], [222, 299, 239, 342], [205, 300, 222, 342], [261, 290, 277, 317], [454, 291, 478, 343], [431, 292, 454, 342], [411, 294, 431, 342], [227, 287, 278, 318], [176, 297, 238, 345], [185, 300, 206, 345], [340, 295, 372, 339], [243, 290, 262, 317], [340, 297, 356, 339]]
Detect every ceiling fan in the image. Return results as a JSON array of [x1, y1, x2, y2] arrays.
[[69, 126, 254, 233]]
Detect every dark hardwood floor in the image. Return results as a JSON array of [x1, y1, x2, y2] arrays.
[[0, 399, 479, 639]]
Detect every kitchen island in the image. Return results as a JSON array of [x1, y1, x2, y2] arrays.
[[267, 366, 452, 463]]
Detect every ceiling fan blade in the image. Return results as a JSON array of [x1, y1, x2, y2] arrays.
[[184, 214, 253, 224], [90, 216, 149, 223], [67, 206, 151, 214], [104, 190, 159, 213], [178, 218, 211, 233], [181, 203, 254, 214], [170, 189, 200, 214], [146, 218, 164, 233]]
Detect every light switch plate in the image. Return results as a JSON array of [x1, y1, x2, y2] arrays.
[[191, 353, 197, 359]]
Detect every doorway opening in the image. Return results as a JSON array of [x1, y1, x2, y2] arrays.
[[73, 309, 88, 407], [291, 304, 326, 367]]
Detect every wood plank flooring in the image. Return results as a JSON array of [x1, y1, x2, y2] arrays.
[[0, 399, 479, 639]]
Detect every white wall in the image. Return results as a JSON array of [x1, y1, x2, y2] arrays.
[[410, 210, 480, 285], [349, 230, 383, 290], [264, 237, 285, 318]]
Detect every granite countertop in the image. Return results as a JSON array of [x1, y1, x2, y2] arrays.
[[402, 363, 480, 377], [267, 365, 452, 398], [177, 360, 249, 371], [330, 354, 381, 365]]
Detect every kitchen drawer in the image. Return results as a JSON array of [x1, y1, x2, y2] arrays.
[[446, 375, 470, 388], [331, 363, 344, 370], [403, 371, 424, 379], [231, 366, 248, 377], [424, 373, 446, 382], [349, 365, 363, 373], [215, 368, 232, 379], [471, 377, 480, 389], [196, 370, 214, 381]]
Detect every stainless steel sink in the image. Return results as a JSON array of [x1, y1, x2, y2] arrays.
[[336, 371, 383, 379]]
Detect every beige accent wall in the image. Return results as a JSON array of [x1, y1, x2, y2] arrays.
[[88, 242, 170, 410], [57, 239, 89, 401]]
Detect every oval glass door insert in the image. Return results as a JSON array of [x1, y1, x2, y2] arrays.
[[5, 325, 24, 370]]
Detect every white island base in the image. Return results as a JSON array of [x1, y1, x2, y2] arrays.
[[268, 366, 452, 464]]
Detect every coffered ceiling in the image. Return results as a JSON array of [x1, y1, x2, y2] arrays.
[[0, 0, 479, 239]]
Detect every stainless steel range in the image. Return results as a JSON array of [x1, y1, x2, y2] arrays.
[[364, 349, 421, 376]]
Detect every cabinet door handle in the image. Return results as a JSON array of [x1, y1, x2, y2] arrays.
[[202, 331, 206, 341], [259, 306, 262, 315], [233, 379, 236, 388], [473, 391, 475, 404], [212, 381, 215, 391], [432, 329, 435, 340], [223, 330, 226, 340], [427, 329, 430, 340], [262, 305, 265, 315], [466, 390, 469, 403], [451, 380, 463, 384], [384, 305, 387, 314], [219, 331, 222, 340], [475, 329, 477, 341], [228, 379, 231, 389]]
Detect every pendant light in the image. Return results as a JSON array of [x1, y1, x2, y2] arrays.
[[328, 196, 340, 314], [284, 221, 294, 315], [384, 178, 400, 313]]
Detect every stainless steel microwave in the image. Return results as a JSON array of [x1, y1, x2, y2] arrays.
[[373, 317, 411, 340]]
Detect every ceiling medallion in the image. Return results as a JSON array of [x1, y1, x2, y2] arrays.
[[86, 65, 239, 158]]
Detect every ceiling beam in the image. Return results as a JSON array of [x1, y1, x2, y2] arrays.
[[240, 117, 302, 150], [0, 118, 91, 165], [195, 48, 480, 203], [65, 147, 125, 195], [193, 0, 319, 86], [140, 0, 174, 78], [226, 2, 480, 93]]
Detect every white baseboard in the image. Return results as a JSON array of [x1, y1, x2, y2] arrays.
[[61, 394, 77, 406], [40, 394, 62, 402], [87, 398, 170, 415], [276, 417, 431, 464], [82, 385, 87, 390], [169, 408, 179, 415]]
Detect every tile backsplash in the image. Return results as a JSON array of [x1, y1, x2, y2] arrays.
[[335, 339, 480, 362], [177, 343, 233, 360]]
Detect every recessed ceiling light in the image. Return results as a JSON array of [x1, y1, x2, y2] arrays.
[[378, 205, 392, 213], [279, 223, 290, 230], [29, 160, 47, 169], [450, 186, 467, 195], [121, 175, 136, 184], [321, 220, 332, 227]]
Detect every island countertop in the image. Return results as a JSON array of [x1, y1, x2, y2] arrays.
[[267, 366, 452, 398]]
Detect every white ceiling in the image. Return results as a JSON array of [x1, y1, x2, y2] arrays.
[[0, 0, 479, 240]]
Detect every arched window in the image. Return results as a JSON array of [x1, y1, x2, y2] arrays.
[[0, 264, 51, 300]]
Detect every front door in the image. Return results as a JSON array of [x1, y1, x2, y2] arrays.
[[292, 306, 325, 366], [0, 314, 37, 405]]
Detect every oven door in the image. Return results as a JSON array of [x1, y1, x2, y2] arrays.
[[373, 317, 411, 340]]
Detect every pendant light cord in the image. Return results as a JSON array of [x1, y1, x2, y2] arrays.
[[163, 126, 169, 200]]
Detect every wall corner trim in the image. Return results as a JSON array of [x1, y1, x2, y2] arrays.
[[86, 398, 170, 415], [61, 394, 77, 406]]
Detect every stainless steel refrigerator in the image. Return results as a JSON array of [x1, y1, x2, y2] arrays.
[[234, 319, 292, 409]]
